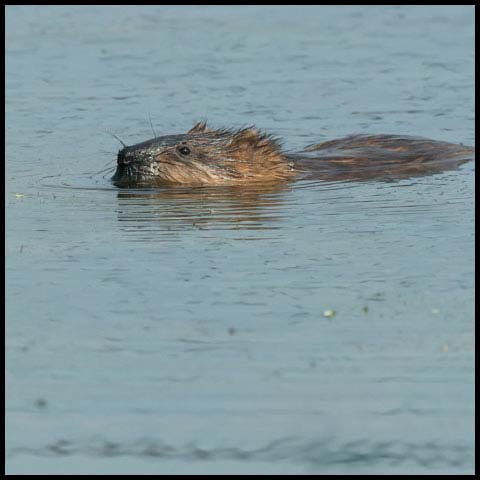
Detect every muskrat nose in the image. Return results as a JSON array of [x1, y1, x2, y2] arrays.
[[117, 150, 132, 167]]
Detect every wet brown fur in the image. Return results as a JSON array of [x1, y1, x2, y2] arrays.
[[289, 133, 474, 181], [112, 121, 474, 187]]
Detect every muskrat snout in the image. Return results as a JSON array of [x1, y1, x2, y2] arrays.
[[117, 149, 133, 167]]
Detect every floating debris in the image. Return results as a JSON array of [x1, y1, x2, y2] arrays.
[[34, 398, 47, 409], [323, 309, 336, 318], [14, 193, 25, 198], [367, 292, 385, 301]]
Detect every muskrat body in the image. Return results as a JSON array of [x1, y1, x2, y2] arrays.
[[112, 121, 474, 187]]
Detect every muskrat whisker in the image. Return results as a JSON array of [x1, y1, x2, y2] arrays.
[[97, 158, 117, 170], [101, 167, 117, 179], [102, 129, 127, 148], [148, 112, 157, 138], [94, 165, 117, 176]]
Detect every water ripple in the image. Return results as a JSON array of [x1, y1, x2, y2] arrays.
[[8, 436, 472, 470]]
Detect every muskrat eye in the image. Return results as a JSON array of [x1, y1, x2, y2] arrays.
[[178, 145, 191, 155]]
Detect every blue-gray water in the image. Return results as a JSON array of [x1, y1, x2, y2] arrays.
[[5, 5, 474, 475]]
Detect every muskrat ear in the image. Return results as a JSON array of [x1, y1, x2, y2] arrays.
[[228, 128, 262, 148], [187, 121, 210, 134]]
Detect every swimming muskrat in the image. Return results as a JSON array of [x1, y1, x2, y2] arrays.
[[112, 121, 474, 187]]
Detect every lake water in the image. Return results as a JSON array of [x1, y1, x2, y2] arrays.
[[5, 5, 475, 475]]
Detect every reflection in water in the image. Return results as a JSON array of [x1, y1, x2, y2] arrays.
[[114, 159, 473, 241], [115, 182, 292, 236]]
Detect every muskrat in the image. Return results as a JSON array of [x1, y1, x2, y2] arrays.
[[112, 121, 474, 187]]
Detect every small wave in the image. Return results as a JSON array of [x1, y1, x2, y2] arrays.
[[8, 436, 473, 471]]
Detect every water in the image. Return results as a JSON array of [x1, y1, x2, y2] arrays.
[[5, 5, 474, 475]]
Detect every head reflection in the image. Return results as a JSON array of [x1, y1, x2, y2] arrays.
[[115, 182, 291, 239]]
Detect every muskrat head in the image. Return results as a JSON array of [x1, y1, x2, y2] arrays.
[[112, 121, 293, 187]]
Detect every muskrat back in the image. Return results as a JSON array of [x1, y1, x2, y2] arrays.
[[289, 133, 474, 182], [112, 121, 474, 187]]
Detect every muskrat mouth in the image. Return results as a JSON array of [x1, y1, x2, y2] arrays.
[[113, 161, 185, 187], [112, 164, 144, 187]]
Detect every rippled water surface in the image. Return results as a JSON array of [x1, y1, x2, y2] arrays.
[[5, 5, 474, 474]]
